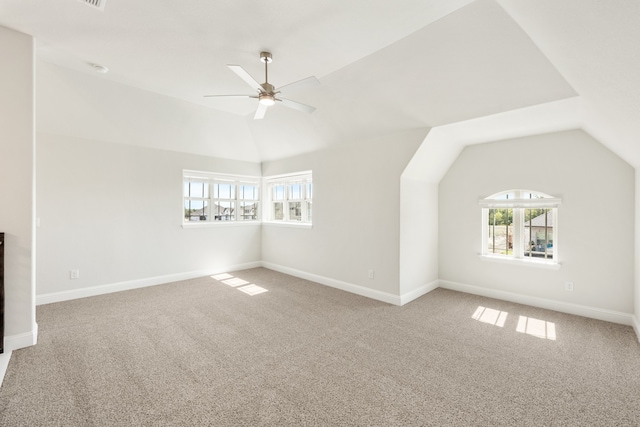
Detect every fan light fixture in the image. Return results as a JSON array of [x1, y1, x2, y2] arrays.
[[259, 94, 275, 106]]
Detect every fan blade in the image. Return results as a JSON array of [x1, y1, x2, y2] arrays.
[[278, 98, 316, 114], [203, 95, 255, 98], [228, 65, 264, 93], [254, 103, 268, 120], [278, 76, 320, 93]]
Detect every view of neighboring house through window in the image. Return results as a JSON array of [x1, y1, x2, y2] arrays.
[[480, 190, 560, 264], [212, 181, 235, 220], [238, 183, 260, 220], [524, 207, 553, 258], [183, 171, 260, 224], [264, 172, 312, 224], [184, 179, 209, 221]]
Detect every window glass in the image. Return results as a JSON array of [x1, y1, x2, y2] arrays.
[[264, 172, 312, 224], [187, 181, 208, 198], [273, 202, 284, 220], [239, 185, 258, 200], [481, 190, 558, 264], [289, 202, 302, 221], [213, 201, 235, 221], [273, 185, 286, 201], [289, 184, 303, 200], [183, 172, 259, 224], [240, 202, 257, 220], [524, 208, 553, 259], [184, 200, 208, 222], [487, 208, 513, 255], [215, 183, 235, 200]]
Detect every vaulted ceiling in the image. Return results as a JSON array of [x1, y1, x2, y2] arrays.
[[1, 0, 638, 166]]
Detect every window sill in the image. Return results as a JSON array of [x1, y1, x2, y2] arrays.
[[263, 221, 312, 229], [182, 221, 261, 229], [478, 254, 561, 270]]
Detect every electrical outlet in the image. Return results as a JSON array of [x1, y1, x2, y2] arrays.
[[564, 281, 574, 292], [368, 269, 375, 280], [70, 269, 80, 280]]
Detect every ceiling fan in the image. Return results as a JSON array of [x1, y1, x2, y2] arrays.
[[204, 51, 320, 120]]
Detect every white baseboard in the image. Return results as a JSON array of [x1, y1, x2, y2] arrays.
[[261, 262, 402, 306], [33, 261, 640, 336], [400, 280, 440, 305], [1, 324, 39, 388], [4, 323, 38, 352], [632, 315, 640, 343], [36, 262, 262, 305], [439, 280, 635, 326], [0, 351, 11, 388]]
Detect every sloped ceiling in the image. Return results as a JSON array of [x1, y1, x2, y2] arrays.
[[0, 0, 637, 166]]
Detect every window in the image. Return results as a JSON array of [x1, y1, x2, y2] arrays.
[[264, 172, 312, 224], [183, 171, 259, 224], [480, 190, 560, 264]]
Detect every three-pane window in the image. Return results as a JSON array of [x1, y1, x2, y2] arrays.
[[183, 172, 260, 223]]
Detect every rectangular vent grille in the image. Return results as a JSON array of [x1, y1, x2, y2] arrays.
[[77, 0, 106, 11]]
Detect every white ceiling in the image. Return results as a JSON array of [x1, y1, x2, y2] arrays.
[[1, 0, 638, 166]]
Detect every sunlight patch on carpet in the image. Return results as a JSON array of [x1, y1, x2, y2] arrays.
[[210, 272, 269, 296], [211, 273, 233, 280], [516, 316, 556, 340], [222, 277, 250, 287], [472, 306, 508, 327], [237, 284, 269, 296]]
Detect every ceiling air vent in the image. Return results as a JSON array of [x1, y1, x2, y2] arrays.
[[77, 0, 106, 11]]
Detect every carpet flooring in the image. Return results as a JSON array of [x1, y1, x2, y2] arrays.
[[1, 267, 639, 426]]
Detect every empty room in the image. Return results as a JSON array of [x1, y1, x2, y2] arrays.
[[1, 0, 639, 425]]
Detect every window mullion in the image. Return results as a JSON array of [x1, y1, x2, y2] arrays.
[[552, 208, 558, 261], [235, 181, 239, 221], [543, 208, 548, 259], [513, 207, 523, 259], [288, 185, 292, 221], [492, 209, 496, 254]]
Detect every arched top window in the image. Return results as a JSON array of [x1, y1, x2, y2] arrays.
[[480, 190, 561, 265], [479, 190, 561, 208]]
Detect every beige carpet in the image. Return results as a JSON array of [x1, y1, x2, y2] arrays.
[[1, 267, 639, 426]]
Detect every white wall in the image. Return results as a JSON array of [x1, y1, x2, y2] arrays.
[[261, 129, 424, 302], [399, 179, 438, 301], [439, 129, 634, 314], [0, 26, 37, 351], [635, 172, 640, 334], [34, 61, 264, 302], [36, 133, 262, 300]]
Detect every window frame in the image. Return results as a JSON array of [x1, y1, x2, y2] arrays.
[[183, 171, 260, 227], [263, 171, 313, 227], [479, 190, 561, 267]]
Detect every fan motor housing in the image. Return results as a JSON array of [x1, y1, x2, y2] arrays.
[[260, 82, 275, 93], [260, 52, 272, 63]]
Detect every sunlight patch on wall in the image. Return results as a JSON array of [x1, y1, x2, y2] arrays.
[[516, 316, 556, 340], [472, 306, 508, 327]]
